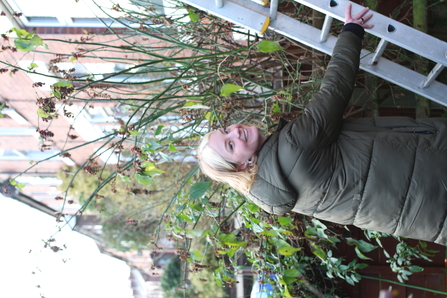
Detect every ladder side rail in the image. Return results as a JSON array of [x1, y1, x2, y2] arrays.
[[294, 0, 447, 67], [270, 9, 447, 106], [360, 53, 447, 108]]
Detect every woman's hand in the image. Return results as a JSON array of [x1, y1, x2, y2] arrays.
[[344, 3, 374, 29]]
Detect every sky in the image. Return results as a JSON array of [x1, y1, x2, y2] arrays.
[[0, 193, 134, 298]]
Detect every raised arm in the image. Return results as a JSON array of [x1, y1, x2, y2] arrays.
[[287, 5, 373, 149]]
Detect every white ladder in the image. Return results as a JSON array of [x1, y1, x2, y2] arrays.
[[180, 0, 447, 108]]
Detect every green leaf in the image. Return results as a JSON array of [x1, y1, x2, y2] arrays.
[[13, 31, 46, 52], [11, 28, 28, 38], [135, 173, 154, 185], [409, 265, 424, 273], [169, 143, 177, 152], [190, 181, 212, 199], [346, 238, 377, 252], [278, 217, 293, 226], [317, 228, 328, 239], [309, 242, 327, 260], [142, 162, 165, 176], [218, 233, 247, 247], [312, 218, 327, 229], [275, 239, 301, 256], [146, 139, 162, 151], [188, 203, 204, 212], [129, 130, 140, 136], [189, 250, 204, 261], [158, 152, 173, 162], [185, 229, 210, 239], [52, 90, 61, 99], [37, 108, 51, 118], [181, 102, 210, 109], [204, 111, 214, 122], [272, 102, 281, 113], [53, 80, 73, 88], [345, 275, 355, 285], [356, 263, 369, 269], [284, 268, 300, 278], [328, 236, 341, 243], [118, 173, 131, 182], [282, 276, 297, 285], [178, 212, 193, 222], [220, 84, 243, 96], [155, 125, 164, 136], [28, 62, 38, 70], [14, 39, 34, 52], [355, 247, 372, 260], [257, 40, 284, 53], [246, 202, 259, 213], [283, 285, 293, 298], [261, 229, 278, 238], [187, 9, 200, 22]]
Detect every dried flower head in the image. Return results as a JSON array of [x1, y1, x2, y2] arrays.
[[37, 128, 54, 140], [83, 162, 100, 175]]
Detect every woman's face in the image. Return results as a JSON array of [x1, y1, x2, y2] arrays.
[[208, 124, 266, 170]]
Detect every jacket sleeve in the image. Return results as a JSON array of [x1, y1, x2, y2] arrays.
[[286, 28, 363, 149]]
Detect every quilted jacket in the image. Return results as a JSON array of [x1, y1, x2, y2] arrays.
[[247, 26, 447, 245]]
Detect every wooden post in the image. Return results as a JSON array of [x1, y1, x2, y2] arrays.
[[413, 0, 431, 118]]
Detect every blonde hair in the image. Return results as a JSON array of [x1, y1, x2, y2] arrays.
[[197, 132, 258, 194]]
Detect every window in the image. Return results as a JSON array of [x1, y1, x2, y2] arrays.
[[2, 0, 149, 28], [0, 149, 75, 165], [0, 127, 37, 136], [1, 108, 29, 124]]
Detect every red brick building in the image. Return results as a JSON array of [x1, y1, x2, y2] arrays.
[[0, 0, 169, 213]]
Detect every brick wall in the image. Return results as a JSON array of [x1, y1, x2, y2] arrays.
[[0, 27, 170, 213]]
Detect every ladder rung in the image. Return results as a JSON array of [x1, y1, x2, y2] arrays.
[[320, 15, 333, 43], [370, 39, 388, 66], [270, 0, 279, 20], [421, 63, 446, 89]]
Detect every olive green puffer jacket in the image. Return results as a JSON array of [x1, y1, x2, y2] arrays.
[[247, 29, 447, 245]]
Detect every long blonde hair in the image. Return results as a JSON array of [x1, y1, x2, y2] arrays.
[[197, 132, 258, 194]]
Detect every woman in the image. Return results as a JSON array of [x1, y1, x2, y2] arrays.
[[198, 5, 447, 245]]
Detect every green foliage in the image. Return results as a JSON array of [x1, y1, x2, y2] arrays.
[[9, 178, 25, 191], [161, 256, 182, 292], [57, 162, 194, 251], [387, 241, 435, 283], [220, 84, 244, 96], [10, 28, 47, 52], [101, 212, 159, 251], [256, 40, 284, 53]]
